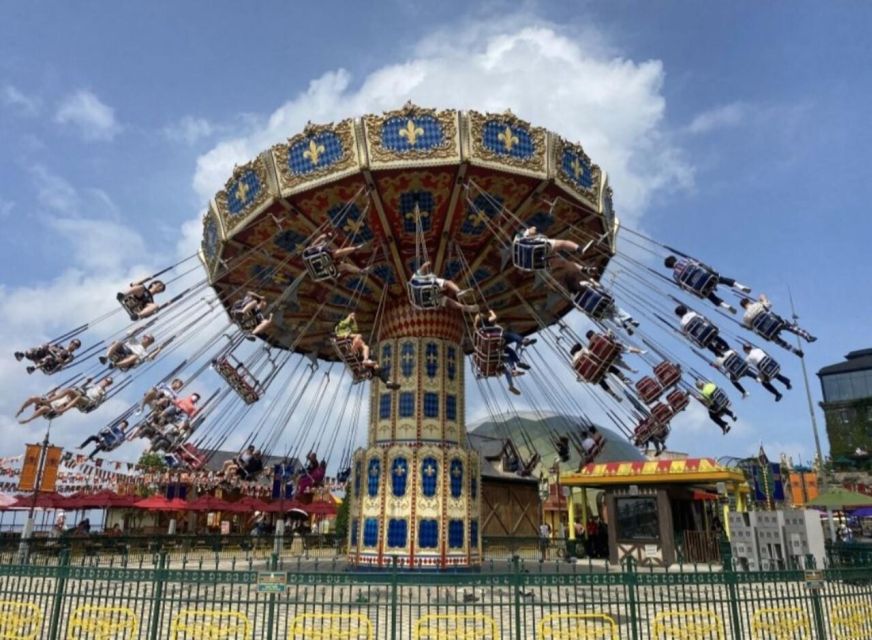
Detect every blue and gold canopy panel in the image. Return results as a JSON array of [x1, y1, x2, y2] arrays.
[[200, 104, 617, 360]]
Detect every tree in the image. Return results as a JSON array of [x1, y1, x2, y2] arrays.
[[333, 497, 349, 542], [138, 451, 166, 473]]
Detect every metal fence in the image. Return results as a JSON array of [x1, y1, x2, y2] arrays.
[[0, 542, 870, 639]]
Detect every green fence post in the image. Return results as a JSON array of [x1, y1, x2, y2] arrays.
[[390, 557, 399, 640], [46, 549, 70, 640], [148, 551, 168, 640], [721, 542, 744, 640], [622, 556, 639, 640], [265, 552, 278, 640], [512, 555, 522, 640]]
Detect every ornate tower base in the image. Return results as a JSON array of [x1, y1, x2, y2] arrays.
[[347, 304, 481, 569]]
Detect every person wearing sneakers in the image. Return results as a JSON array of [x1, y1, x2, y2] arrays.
[[742, 344, 792, 401], [695, 379, 738, 434], [570, 340, 630, 403], [664, 255, 751, 314], [740, 294, 816, 356], [334, 313, 401, 390], [310, 231, 370, 275], [414, 261, 478, 313], [117, 278, 165, 321], [15, 339, 82, 375], [712, 349, 755, 398]]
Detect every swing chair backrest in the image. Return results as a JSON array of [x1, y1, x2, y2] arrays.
[[473, 327, 504, 377], [582, 433, 606, 465], [683, 315, 719, 348], [654, 361, 682, 389], [332, 337, 373, 383], [178, 443, 206, 470], [678, 265, 718, 298], [512, 235, 550, 271], [651, 402, 674, 425], [635, 376, 664, 405], [118, 290, 151, 316], [757, 355, 781, 379], [751, 312, 785, 340], [213, 356, 263, 405], [302, 245, 338, 281], [666, 389, 690, 413], [574, 334, 621, 383], [573, 287, 614, 320], [709, 388, 731, 413], [407, 274, 443, 310], [722, 352, 749, 378]]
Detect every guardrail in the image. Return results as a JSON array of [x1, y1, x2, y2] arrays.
[[0, 547, 870, 639]]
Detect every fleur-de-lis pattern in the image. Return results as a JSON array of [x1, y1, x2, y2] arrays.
[[562, 149, 594, 190], [288, 131, 343, 175], [226, 170, 261, 216], [483, 121, 535, 159], [381, 115, 444, 151]]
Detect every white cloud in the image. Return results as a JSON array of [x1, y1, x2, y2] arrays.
[[2, 85, 40, 116], [31, 165, 81, 214], [0, 196, 14, 219], [685, 102, 749, 135], [163, 116, 215, 145], [55, 90, 121, 141], [193, 21, 693, 222]]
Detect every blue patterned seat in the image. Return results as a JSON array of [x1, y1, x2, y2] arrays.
[[512, 235, 550, 271], [407, 274, 442, 310], [302, 245, 337, 281]]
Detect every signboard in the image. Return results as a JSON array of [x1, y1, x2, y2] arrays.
[[804, 570, 824, 589], [40, 446, 63, 492], [220, 521, 230, 535], [257, 572, 288, 594], [19, 445, 41, 492]]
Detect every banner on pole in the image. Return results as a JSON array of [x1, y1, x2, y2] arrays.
[[40, 446, 63, 492], [18, 444, 41, 492]]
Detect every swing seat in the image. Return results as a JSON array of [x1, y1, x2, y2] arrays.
[[518, 452, 541, 477], [757, 355, 781, 380], [163, 453, 182, 469], [407, 274, 443, 310], [177, 443, 206, 470], [722, 352, 749, 378], [233, 310, 263, 333], [751, 312, 785, 340], [473, 327, 504, 378], [683, 315, 720, 348], [667, 390, 690, 413], [572, 287, 614, 320], [651, 402, 674, 425], [332, 336, 373, 383], [38, 354, 66, 375], [336, 468, 351, 484], [634, 414, 671, 446], [302, 245, 338, 281], [708, 388, 731, 413], [654, 361, 682, 389], [512, 236, 550, 271], [574, 333, 621, 383], [678, 265, 718, 298], [635, 376, 664, 404], [117, 292, 148, 319], [581, 433, 606, 466], [213, 356, 263, 405]]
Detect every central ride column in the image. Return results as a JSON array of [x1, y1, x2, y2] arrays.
[[347, 302, 481, 569]]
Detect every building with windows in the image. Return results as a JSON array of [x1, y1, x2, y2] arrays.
[[818, 349, 872, 467]]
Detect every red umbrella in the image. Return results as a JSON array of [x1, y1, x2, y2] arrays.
[[186, 495, 234, 512], [263, 500, 305, 513], [305, 501, 337, 516], [11, 492, 68, 510], [133, 496, 189, 511], [65, 490, 138, 509], [236, 496, 271, 512]]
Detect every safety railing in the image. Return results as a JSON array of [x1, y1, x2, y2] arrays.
[[0, 549, 870, 639]]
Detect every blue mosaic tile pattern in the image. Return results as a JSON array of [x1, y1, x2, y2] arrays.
[[225, 170, 262, 216], [418, 519, 439, 549], [202, 217, 219, 260], [603, 189, 614, 224], [423, 392, 439, 418], [391, 457, 408, 497], [372, 264, 395, 284], [379, 393, 392, 419], [442, 260, 462, 281], [287, 131, 344, 175], [273, 229, 306, 254], [400, 191, 434, 234], [471, 268, 491, 285], [450, 459, 463, 498], [561, 149, 594, 190], [421, 457, 438, 497], [525, 211, 554, 233], [381, 344, 392, 378], [425, 342, 438, 378], [471, 475, 478, 499], [387, 519, 408, 548], [446, 395, 457, 421], [353, 461, 361, 498], [381, 115, 444, 151], [367, 458, 380, 497], [448, 520, 464, 549], [363, 518, 378, 547], [331, 293, 352, 307], [461, 194, 501, 235], [470, 520, 479, 548], [250, 265, 274, 285], [346, 278, 372, 296], [398, 391, 415, 418], [482, 121, 535, 159], [482, 282, 508, 298], [446, 347, 457, 381], [350, 519, 358, 545], [400, 342, 415, 378]]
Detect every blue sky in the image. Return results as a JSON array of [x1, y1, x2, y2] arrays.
[[1, 1, 870, 465]]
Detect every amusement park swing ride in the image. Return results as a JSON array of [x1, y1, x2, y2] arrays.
[[13, 103, 816, 569]]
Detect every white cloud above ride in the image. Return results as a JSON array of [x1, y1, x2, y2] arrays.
[[193, 22, 693, 222], [54, 90, 121, 142]]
